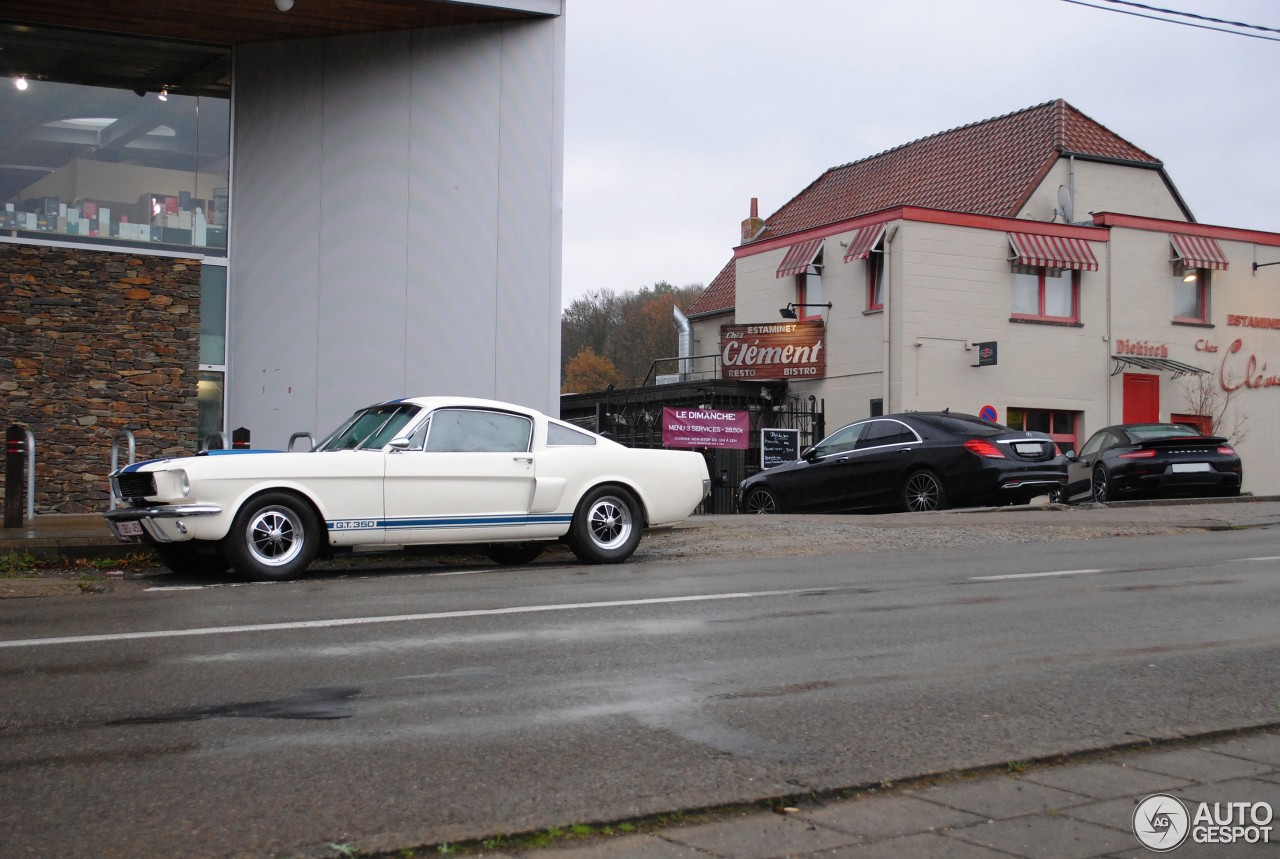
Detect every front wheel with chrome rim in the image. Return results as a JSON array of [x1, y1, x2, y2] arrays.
[[567, 485, 643, 564], [224, 491, 319, 581], [743, 486, 781, 514]]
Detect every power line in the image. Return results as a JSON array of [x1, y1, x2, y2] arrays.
[[1056, 0, 1280, 42]]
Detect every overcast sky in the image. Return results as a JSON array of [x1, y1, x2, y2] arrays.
[[560, 0, 1280, 308]]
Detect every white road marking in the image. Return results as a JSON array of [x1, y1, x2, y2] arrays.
[[1238, 556, 1280, 562], [970, 569, 1106, 582], [0, 588, 815, 650]]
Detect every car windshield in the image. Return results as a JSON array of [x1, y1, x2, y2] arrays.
[[314, 403, 421, 451]]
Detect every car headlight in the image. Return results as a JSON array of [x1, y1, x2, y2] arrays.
[[178, 469, 190, 497]]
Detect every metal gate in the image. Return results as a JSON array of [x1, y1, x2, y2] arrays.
[[567, 386, 824, 515]]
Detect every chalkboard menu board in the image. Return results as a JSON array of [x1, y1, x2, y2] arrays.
[[761, 428, 800, 469]]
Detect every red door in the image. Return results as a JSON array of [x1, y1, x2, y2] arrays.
[[1122, 374, 1160, 423]]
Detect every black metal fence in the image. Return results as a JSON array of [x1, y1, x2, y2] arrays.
[[561, 380, 825, 514]]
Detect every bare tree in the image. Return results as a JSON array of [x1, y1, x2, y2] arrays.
[[1180, 371, 1249, 444]]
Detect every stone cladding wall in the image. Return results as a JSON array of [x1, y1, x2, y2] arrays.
[[0, 244, 201, 513]]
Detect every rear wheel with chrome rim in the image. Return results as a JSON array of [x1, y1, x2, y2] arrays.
[[903, 470, 948, 512], [567, 484, 642, 564]]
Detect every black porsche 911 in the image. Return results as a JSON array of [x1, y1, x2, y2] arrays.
[[737, 411, 1067, 514], [1063, 423, 1242, 503]]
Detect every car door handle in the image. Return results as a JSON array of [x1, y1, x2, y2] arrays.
[[513, 456, 533, 465]]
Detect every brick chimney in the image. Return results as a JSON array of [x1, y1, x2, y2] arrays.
[[740, 197, 765, 243]]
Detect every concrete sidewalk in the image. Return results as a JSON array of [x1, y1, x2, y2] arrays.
[[488, 728, 1280, 858]]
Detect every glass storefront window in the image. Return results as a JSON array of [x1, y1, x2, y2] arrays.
[[0, 26, 229, 255], [200, 265, 228, 366], [198, 371, 225, 444]]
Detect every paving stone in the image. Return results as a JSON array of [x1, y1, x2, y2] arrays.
[[1116, 747, 1278, 783], [1020, 761, 1193, 800], [910, 776, 1090, 819], [1176, 776, 1280, 813], [1204, 733, 1280, 768], [818, 831, 1012, 858], [946, 812, 1137, 859], [1058, 795, 1144, 832], [661, 812, 861, 859], [797, 794, 983, 840]]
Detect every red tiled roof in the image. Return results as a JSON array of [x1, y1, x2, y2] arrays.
[[691, 99, 1164, 315], [760, 99, 1159, 242], [688, 258, 735, 317]]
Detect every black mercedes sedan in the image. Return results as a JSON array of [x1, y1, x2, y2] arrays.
[[738, 411, 1067, 514], [1063, 423, 1242, 503]]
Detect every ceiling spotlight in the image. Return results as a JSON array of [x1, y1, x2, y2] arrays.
[[15, 75, 28, 91], [158, 87, 168, 101], [274, 0, 294, 10]]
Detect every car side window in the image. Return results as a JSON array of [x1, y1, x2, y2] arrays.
[[1078, 431, 1111, 458], [424, 409, 533, 453], [856, 420, 916, 449], [547, 421, 597, 446], [814, 423, 866, 457]]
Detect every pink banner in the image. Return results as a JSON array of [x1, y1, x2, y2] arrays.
[[662, 407, 750, 450]]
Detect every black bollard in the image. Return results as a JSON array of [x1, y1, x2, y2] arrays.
[[4, 426, 26, 529], [231, 427, 251, 449]]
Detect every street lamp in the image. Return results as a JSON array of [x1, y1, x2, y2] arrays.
[[779, 302, 832, 319]]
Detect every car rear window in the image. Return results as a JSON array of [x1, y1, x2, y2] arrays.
[[1128, 424, 1203, 440], [913, 414, 1004, 437]]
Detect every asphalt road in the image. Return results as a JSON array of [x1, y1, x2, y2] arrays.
[[3, 524, 1279, 857]]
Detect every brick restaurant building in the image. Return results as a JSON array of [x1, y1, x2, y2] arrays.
[[1, 1, 564, 512], [686, 100, 1280, 494]]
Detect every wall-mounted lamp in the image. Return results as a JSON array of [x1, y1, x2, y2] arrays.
[[778, 302, 832, 319], [1182, 270, 1197, 283], [158, 87, 168, 101], [1254, 261, 1280, 273], [14, 75, 28, 91], [274, 0, 295, 10]]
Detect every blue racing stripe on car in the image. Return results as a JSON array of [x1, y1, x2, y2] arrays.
[[325, 514, 573, 531], [119, 458, 170, 473], [383, 514, 573, 531]]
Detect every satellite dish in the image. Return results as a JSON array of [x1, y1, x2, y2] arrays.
[[1057, 185, 1074, 224]]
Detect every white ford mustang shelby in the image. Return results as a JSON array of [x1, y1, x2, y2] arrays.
[[106, 397, 711, 580]]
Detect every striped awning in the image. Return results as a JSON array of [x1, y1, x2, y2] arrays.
[[1008, 233, 1099, 272], [1170, 234, 1229, 271], [842, 224, 887, 262], [776, 237, 824, 278], [1112, 356, 1208, 379]]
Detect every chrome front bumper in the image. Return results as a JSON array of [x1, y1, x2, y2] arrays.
[[104, 504, 222, 543]]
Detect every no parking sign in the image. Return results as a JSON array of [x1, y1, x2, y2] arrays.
[[979, 405, 998, 423]]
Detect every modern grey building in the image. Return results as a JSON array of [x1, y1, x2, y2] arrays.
[[0, 1, 564, 511]]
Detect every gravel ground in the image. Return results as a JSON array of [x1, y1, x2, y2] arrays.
[[630, 515, 1186, 563], [0, 513, 1189, 599]]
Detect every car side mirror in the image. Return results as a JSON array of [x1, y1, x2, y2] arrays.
[[387, 439, 411, 452], [1064, 450, 1077, 462], [801, 446, 818, 462]]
